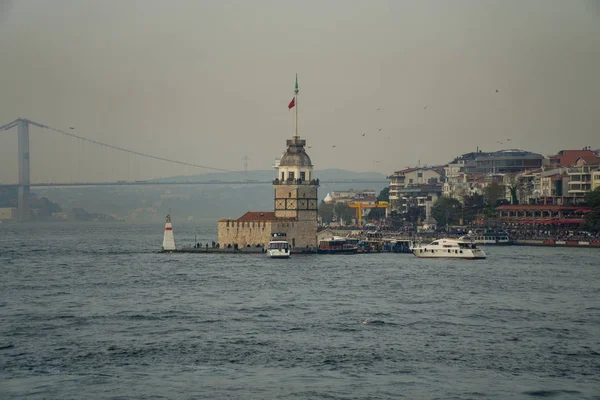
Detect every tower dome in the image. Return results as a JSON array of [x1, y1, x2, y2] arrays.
[[275, 136, 314, 183], [278, 137, 312, 167]]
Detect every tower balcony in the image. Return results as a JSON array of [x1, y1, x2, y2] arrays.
[[273, 178, 319, 186]]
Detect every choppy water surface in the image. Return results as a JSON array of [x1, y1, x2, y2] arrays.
[[1, 222, 599, 399]]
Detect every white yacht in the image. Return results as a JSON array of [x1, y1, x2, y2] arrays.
[[267, 233, 290, 258], [411, 238, 486, 259]]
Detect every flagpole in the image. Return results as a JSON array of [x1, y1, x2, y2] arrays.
[[294, 93, 298, 138], [294, 74, 299, 138]]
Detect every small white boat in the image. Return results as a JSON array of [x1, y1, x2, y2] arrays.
[[267, 233, 290, 258], [411, 238, 486, 259]]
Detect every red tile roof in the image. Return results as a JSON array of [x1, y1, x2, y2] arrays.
[[218, 211, 296, 222], [497, 205, 590, 212], [394, 168, 416, 174], [549, 150, 600, 167], [517, 219, 584, 225]]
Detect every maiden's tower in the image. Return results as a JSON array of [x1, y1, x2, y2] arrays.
[[217, 76, 319, 250]]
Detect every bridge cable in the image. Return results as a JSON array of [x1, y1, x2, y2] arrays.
[[27, 119, 234, 172]]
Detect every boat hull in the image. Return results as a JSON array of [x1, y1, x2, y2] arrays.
[[317, 247, 357, 254], [411, 248, 486, 259], [268, 249, 290, 258]]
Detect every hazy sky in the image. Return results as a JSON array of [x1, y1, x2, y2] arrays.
[[1, 0, 599, 183]]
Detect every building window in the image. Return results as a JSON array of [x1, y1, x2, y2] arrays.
[[409, 179, 413, 184], [300, 171, 306, 181], [289, 171, 295, 180], [418, 172, 423, 178], [281, 172, 284, 181]]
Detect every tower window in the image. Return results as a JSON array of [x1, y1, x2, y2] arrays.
[[281, 172, 284, 181], [300, 172, 306, 181], [289, 172, 295, 180]]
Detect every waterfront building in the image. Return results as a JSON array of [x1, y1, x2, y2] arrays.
[[533, 168, 568, 205], [461, 149, 544, 175], [328, 189, 377, 204], [547, 148, 600, 167], [390, 183, 443, 214], [496, 204, 589, 225], [442, 173, 488, 201], [502, 169, 542, 205], [567, 161, 600, 204], [388, 167, 442, 211], [217, 76, 319, 249]]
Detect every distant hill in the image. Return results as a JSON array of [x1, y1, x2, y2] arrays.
[[35, 169, 388, 223], [153, 168, 387, 183]]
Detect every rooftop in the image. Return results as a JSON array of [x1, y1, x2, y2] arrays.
[[496, 205, 590, 212], [219, 211, 296, 222], [278, 136, 313, 168], [549, 149, 600, 166]]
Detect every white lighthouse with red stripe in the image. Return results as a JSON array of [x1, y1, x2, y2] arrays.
[[162, 214, 176, 251]]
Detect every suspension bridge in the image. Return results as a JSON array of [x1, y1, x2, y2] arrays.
[[0, 118, 388, 220]]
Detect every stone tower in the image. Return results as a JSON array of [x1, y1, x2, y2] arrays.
[[273, 135, 319, 246]]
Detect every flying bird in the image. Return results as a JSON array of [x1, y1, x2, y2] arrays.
[[308, 146, 312, 149], [376, 108, 382, 111], [506, 138, 511, 141], [374, 161, 380, 164], [332, 145, 336, 148], [378, 128, 382, 132], [424, 106, 427, 110], [495, 89, 499, 93], [69, 127, 75, 130], [362, 133, 366, 137]]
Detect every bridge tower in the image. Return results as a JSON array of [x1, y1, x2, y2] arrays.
[[17, 119, 31, 221]]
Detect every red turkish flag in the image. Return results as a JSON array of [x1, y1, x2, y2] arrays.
[[288, 97, 295, 110]]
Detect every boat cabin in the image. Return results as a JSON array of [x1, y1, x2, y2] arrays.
[[318, 237, 359, 253], [268, 241, 289, 250], [428, 240, 478, 250]]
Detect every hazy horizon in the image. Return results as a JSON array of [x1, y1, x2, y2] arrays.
[[1, 0, 599, 184]]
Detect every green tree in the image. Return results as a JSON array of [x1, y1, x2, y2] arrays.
[[586, 186, 600, 208], [368, 187, 390, 220], [505, 175, 521, 205], [377, 187, 390, 202], [583, 187, 600, 232], [405, 204, 425, 226], [484, 181, 504, 206], [431, 196, 462, 227], [463, 193, 485, 223], [333, 202, 355, 225], [318, 200, 334, 223]]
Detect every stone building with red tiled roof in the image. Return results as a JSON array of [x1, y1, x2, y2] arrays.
[[217, 133, 319, 249]]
